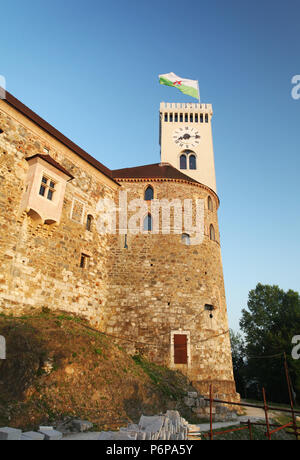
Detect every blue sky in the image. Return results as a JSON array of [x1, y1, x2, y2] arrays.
[[1, 0, 299, 331]]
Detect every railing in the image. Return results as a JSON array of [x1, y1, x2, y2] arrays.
[[194, 384, 300, 440]]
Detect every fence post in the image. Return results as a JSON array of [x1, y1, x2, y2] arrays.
[[262, 388, 271, 440], [247, 419, 253, 440], [209, 384, 213, 440], [284, 352, 298, 440]]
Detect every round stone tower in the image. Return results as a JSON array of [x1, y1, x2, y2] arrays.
[[102, 153, 238, 401]]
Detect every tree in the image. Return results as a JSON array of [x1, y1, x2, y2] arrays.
[[239, 284, 300, 404], [229, 329, 247, 397]]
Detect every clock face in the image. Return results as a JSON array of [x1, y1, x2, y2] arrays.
[[172, 126, 201, 148]]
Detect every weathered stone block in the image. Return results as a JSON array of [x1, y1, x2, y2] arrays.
[[72, 420, 93, 432], [184, 397, 196, 407], [22, 431, 45, 440], [138, 415, 164, 433], [0, 427, 22, 440], [38, 428, 63, 440]]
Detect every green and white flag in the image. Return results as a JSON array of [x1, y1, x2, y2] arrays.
[[159, 72, 200, 101]]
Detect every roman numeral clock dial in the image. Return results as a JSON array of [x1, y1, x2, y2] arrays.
[[172, 126, 201, 148]]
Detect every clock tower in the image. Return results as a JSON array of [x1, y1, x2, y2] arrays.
[[159, 102, 217, 193]]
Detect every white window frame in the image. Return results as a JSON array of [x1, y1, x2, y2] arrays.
[[170, 330, 191, 368]]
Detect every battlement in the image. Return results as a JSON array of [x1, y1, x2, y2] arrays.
[[160, 102, 213, 114]]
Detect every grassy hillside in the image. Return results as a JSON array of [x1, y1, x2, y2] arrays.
[[0, 309, 197, 431]]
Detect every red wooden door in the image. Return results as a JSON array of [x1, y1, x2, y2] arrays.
[[174, 334, 188, 364]]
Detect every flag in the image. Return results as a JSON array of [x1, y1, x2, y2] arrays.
[[159, 72, 199, 101]]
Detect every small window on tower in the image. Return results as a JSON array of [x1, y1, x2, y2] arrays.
[[190, 114, 193, 122], [208, 196, 213, 211], [195, 114, 198, 123], [185, 114, 188, 122], [143, 214, 153, 232], [180, 113, 183, 122], [80, 253, 90, 269], [175, 113, 178, 122], [180, 154, 187, 170], [181, 233, 190, 246], [164, 113, 168, 122], [205, 114, 208, 123], [144, 186, 154, 201], [200, 114, 203, 123], [210, 224, 215, 241], [189, 155, 196, 170], [86, 214, 93, 231], [170, 113, 173, 122]]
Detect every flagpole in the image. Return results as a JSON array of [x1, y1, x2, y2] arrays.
[[197, 80, 200, 105]]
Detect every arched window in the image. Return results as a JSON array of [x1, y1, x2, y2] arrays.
[[143, 214, 152, 232], [144, 186, 154, 201], [180, 154, 187, 170], [181, 233, 190, 246], [86, 214, 93, 231], [208, 196, 213, 211], [209, 224, 215, 241], [189, 154, 196, 170]]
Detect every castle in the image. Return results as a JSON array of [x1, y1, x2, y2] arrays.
[[0, 92, 238, 401]]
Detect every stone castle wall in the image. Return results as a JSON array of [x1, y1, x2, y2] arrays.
[[0, 100, 238, 400], [104, 180, 236, 394], [0, 100, 118, 325]]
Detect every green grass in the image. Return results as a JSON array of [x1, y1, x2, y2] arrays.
[[243, 398, 300, 411], [202, 423, 296, 441], [132, 354, 187, 400]]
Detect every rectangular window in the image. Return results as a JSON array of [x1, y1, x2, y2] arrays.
[[169, 113, 173, 122], [39, 176, 56, 201], [200, 114, 203, 123], [164, 113, 168, 122], [175, 113, 178, 122], [205, 114, 208, 123], [190, 114, 193, 122], [195, 114, 198, 123], [39, 185, 46, 197], [185, 114, 188, 122], [174, 334, 188, 364], [180, 113, 183, 122]]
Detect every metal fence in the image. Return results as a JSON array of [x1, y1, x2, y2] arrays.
[[190, 384, 300, 440]]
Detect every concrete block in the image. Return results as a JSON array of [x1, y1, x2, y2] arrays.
[[0, 427, 22, 440], [126, 423, 139, 431], [22, 431, 45, 440], [98, 431, 136, 440], [166, 410, 180, 420], [98, 431, 114, 440], [139, 415, 164, 433], [38, 428, 63, 440]]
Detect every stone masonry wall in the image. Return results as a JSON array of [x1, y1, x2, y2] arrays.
[[104, 179, 238, 399], [0, 101, 118, 326], [0, 99, 238, 401]]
